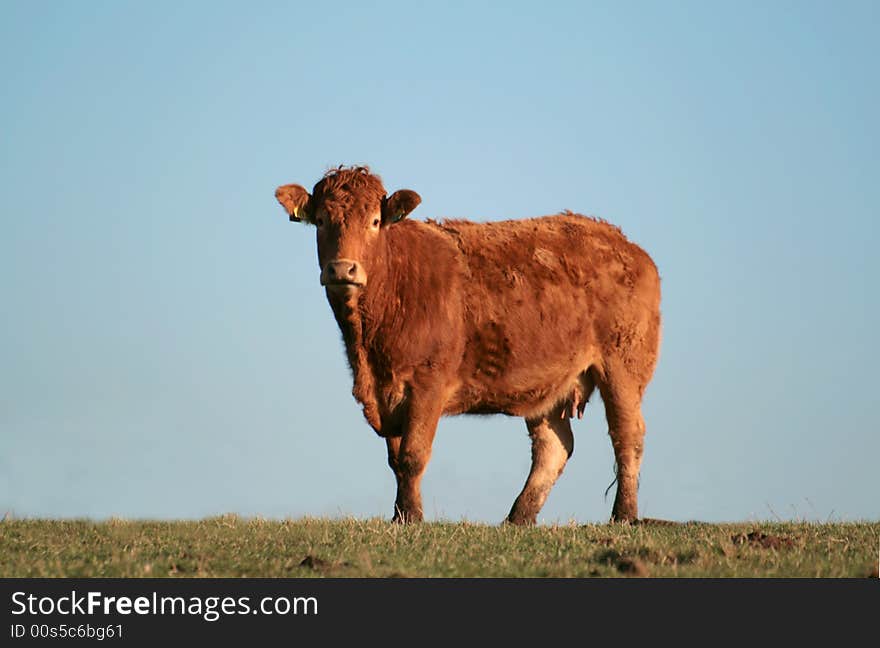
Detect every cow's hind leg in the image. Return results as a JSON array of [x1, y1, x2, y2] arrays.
[[597, 369, 647, 523], [506, 409, 573, 525]]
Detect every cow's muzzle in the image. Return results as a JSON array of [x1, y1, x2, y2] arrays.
[[321, 259, 367, 288]]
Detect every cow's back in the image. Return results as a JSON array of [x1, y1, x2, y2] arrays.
[[438, 213, 660, 418]]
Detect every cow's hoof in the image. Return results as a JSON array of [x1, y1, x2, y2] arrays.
[[609, 514, 637, 525], [505, 512, 537, 526], [391, 510, 423, 524]]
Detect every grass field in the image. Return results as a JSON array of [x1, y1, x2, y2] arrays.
[[1, 517, 877, 578]]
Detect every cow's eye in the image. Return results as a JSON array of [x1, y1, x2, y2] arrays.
[[372, 218, 380, 228], [315, 217, 324, 227]]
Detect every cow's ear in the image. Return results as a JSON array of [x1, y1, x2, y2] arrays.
[[382, 189, 421, 224], [275, 184, 313, 223]]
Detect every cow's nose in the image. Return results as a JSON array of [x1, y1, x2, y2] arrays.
[[321, 259, 366, 287], [326, 260, 356, 280]]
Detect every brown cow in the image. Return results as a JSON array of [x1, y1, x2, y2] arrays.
[[275, 166, 661, 524]]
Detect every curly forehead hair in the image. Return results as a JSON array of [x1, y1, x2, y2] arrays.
[[312, 166, 387, 210]]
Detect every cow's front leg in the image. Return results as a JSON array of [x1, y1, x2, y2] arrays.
[[388, 395, 442, 523]]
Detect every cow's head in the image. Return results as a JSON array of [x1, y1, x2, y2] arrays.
[[275, 166, 420, 293]]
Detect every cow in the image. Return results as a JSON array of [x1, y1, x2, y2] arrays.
[[274, 166, 661, 524]]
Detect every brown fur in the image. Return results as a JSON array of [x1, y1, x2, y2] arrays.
[[275, 166, 662, 524]]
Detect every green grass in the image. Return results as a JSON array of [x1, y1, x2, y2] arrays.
[[1, 517, 877, 578]]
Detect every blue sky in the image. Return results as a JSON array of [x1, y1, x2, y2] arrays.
[[1, 1, 877, 523]]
